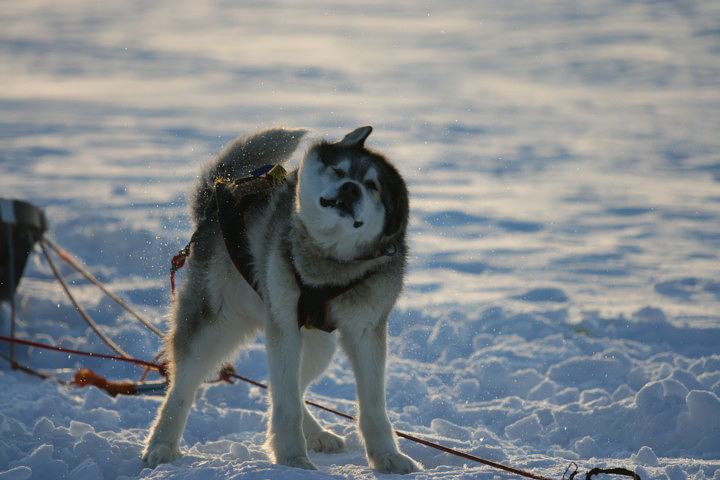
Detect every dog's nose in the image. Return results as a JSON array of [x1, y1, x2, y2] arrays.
[[339, 181, 361, 203]]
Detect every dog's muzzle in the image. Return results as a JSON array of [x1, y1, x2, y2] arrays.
[[320, 182, 364, 228]]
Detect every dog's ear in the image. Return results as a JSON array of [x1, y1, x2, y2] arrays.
[[338, 126, 372, 148]]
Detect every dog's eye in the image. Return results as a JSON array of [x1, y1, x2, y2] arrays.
[[364, 180, 379, 192], [332, 167, 346, 179]]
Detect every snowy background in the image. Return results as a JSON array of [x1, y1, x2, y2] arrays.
[[1, 0, 720, 478]]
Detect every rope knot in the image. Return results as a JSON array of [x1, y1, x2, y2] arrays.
[[216, 364, 237, 384]]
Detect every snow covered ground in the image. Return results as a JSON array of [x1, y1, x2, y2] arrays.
[[2, 0, 719, 478]]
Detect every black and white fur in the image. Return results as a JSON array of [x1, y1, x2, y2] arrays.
[[142, 126, 418, 473]]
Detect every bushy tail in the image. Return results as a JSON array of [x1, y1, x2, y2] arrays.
[[190, 128, 308, 226]]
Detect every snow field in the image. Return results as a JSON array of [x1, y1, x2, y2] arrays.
[[2, 0, 720, 478]]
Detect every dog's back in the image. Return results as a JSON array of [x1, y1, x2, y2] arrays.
[[190, 128, 308, 228]]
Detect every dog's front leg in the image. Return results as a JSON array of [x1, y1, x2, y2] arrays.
[[341, 320, 420, 474], [265, 318, 316, 470]]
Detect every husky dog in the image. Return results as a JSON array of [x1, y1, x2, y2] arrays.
[[142, 126, 418, 473]]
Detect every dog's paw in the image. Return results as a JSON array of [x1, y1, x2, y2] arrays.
[[277, 454, 318, 470], [306, 430, 346, 453], [370, 451, 421, 474], [142, 442, 181, 467]]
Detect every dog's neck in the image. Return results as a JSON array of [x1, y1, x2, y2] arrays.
[[288, 218, 396, 286]]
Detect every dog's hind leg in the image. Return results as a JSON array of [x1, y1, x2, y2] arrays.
[[299, 329, 345, 453], [142, 284, 256, 467], [142, 345, 207, 466], [142, 291, 216, 466]]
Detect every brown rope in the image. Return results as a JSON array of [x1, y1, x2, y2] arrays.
[[42, 237, 163, 338], [395, 430, 551, 479], [0, 336, 156, 370], [0, 350, 68, 384], [39, 241, 130, 357], [221, 370, 551, 479]]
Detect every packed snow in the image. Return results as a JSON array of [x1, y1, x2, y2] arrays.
[[2, 0, 719, 479]]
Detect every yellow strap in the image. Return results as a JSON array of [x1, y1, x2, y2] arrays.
[[266, 164, 287, 184]]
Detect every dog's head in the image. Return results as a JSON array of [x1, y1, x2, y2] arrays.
[[296, 126, 408, 261]]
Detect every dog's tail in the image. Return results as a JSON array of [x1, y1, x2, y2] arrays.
[[191, 128, 308, 227]]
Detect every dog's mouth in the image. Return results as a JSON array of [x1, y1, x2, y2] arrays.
[[320, 197, 364, 228]]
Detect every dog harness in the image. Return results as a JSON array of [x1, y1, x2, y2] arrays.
[[290, 254, 375, 333], [171, 164, 381, 333]]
